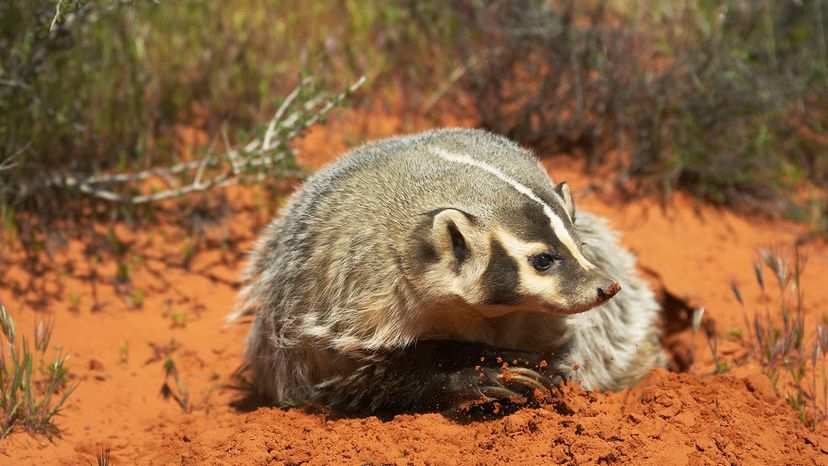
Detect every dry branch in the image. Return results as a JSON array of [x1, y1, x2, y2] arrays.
[[0, 144, 27, 173], [48, 76, 366, 204]]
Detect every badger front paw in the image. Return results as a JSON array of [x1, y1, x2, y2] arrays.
[[445, 365, 560, 409]]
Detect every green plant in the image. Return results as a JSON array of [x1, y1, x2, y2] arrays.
[[160, 356, 189, 413], [692, 306, 729, 374], [813, 324, 828, 422], [170, 310, 186, 329], [727, 328, 743, 339], [115, 261, 130, 287], [145, 339, 179, 365], [732, 247, 826, 426], [129, 288, 145, 309], [118, 341, 129, 364], [0, 303, 77, 437], [706, 332, 730, 375], [751, 249, 806, 367], [181, 238, 196, 270], [67, 293, 81, 312], [96, 443, 111, 466]]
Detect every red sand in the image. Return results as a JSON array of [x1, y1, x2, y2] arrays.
[[1, 110, 827, 464], [141, 370, 825, 465]]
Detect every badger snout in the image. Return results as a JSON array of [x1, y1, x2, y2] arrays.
[[596, 281, 621, 302]]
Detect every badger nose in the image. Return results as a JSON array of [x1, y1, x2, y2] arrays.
[[597, 282, 621, 301]]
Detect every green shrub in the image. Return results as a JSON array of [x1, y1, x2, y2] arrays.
[[451, 0, 828, 214], [0, 0, 415, 246]]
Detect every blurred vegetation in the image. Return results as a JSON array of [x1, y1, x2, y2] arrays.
[[1, 0, 827, 249], [0, 0, 447, 249], [452, 0, 828, 220]]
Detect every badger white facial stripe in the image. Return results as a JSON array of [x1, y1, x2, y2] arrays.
[[537, 160, 571, 219], [432, 148, 595, 270]]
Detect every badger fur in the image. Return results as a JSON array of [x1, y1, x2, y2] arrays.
[[231, 128, 664, 415]]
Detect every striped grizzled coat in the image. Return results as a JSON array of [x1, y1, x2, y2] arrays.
[[229, 128, 664, 415]]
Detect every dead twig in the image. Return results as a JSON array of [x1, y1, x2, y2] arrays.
[[422, 51, 499, 113], [47, 76, 366, 205], [0, 144, 27, 172]]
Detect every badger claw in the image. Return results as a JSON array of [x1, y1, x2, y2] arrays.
[[500, 373, 550, 398], [480, 385, 527, 404], [503, 366, 565, 397], [508, 366, 555, 384]]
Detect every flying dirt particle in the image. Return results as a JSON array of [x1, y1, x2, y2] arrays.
[[532, 388, 546, 401], [500, 364, 514, 382], [743, 373, 776, 403]]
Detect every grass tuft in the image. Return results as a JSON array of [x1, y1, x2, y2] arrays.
[[96, 443, 111, 466], [731, 247, 827, 426], [160, 356, 190, 413], [0, 303, 77, 438]]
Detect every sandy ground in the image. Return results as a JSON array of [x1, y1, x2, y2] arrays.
[[1, 110, 828, 465]]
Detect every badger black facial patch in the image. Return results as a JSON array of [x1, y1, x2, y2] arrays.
[[447, 221, 468, 272], [483, 239, 521, 305], [515, 203, 557, 245], [510, 203, 581, 266], [409, 208, 477, 275], [407, 214, 440, 276]]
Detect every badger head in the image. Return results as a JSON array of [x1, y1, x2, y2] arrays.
[[406, 178, 619, 318]]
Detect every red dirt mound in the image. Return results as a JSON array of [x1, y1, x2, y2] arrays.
[[143, 369, 826, 465]]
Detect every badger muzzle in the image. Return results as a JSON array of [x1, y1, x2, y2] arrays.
[[562, 267, 621, 314]]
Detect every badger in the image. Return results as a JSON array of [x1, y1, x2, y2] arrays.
[[229, 128, 664, 415]]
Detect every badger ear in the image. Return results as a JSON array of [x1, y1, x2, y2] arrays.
[[555, 182, 575, 220], [431, 209, 476, 268]]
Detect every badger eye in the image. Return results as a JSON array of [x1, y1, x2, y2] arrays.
[[530, 253, 557, 272]]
